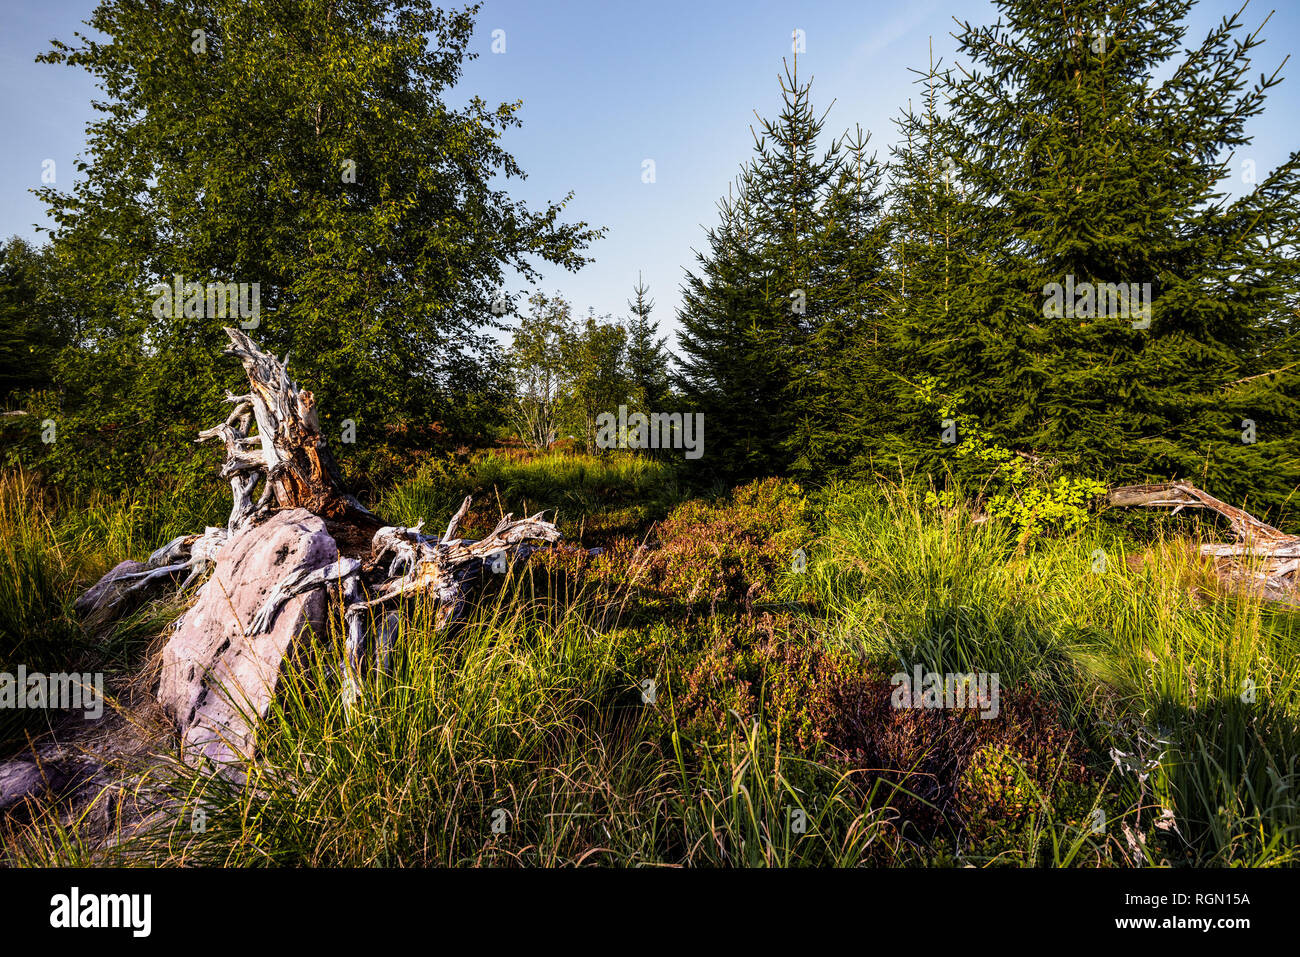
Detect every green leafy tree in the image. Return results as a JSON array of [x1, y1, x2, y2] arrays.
[[509, 292, 572, 450], [0, 238, 69, 404], [34, 0, 602, 493], [561, 309, 629, 455]]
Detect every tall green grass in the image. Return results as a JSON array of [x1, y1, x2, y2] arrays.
[[791, 482, 1300, 865], [0, 470, 225, 750], [48, 568, 894, 867], [0, 471, 84, 737], [4, 467, 1297, 866], [379, 451, 686, 539]]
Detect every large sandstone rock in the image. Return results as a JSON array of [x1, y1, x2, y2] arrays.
[[158, 508, 338, 772]]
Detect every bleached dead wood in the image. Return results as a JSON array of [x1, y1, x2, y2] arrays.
[[198, 328, 382, 532], [78, 329, 563, 695], [1108, 482, 1300, 602], [73, 526, 229, 621]]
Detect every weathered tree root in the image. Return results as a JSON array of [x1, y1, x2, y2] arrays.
[[199, 327, 383, 533], [1108, 482, 1300, 603], [73, 526, 228, 623], [77, 328, 563, 696], [251, 506, 564, 704]]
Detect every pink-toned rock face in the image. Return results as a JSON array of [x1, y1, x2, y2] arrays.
[[158, 508, 338, 773]]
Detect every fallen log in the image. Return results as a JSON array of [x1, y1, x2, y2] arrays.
[[1107, 481, 1300, 603], [77, 328, 563, 771]]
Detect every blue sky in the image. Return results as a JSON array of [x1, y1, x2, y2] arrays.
[[3, 0, 1299, 350]]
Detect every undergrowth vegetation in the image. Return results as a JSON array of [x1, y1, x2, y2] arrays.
[[2, 454, 1297, 867]]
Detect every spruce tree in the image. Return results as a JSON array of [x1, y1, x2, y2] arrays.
[[795, 124, 893, 476], [624, 274, 671, 412], [894, 0, 1300, 516], [883, 50, 989, 475], [676, 182, 781, 478], [742, 60, 844, 478], [677, 60, 890, 480]]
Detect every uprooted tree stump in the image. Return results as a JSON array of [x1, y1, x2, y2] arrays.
[[1108, 482, 1300, 603], [78, 328, 563, 774]]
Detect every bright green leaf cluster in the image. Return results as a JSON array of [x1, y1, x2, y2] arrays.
[[917, 376, 1107, 545]]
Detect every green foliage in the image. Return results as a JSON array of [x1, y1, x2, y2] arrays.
[[507, 292, 631, 454], [671, 1, 1300, 519], [508, 292, 573, 450], [27, 0, 601, 495], [913, 376, 1108, 544], [0, 238, 72, 404], [563, 312, 629, 455], [887, 0, 1300, 517], [675, 63, 893, 482], [623, 275, 671, 413], [379, 449, 685, 542]]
